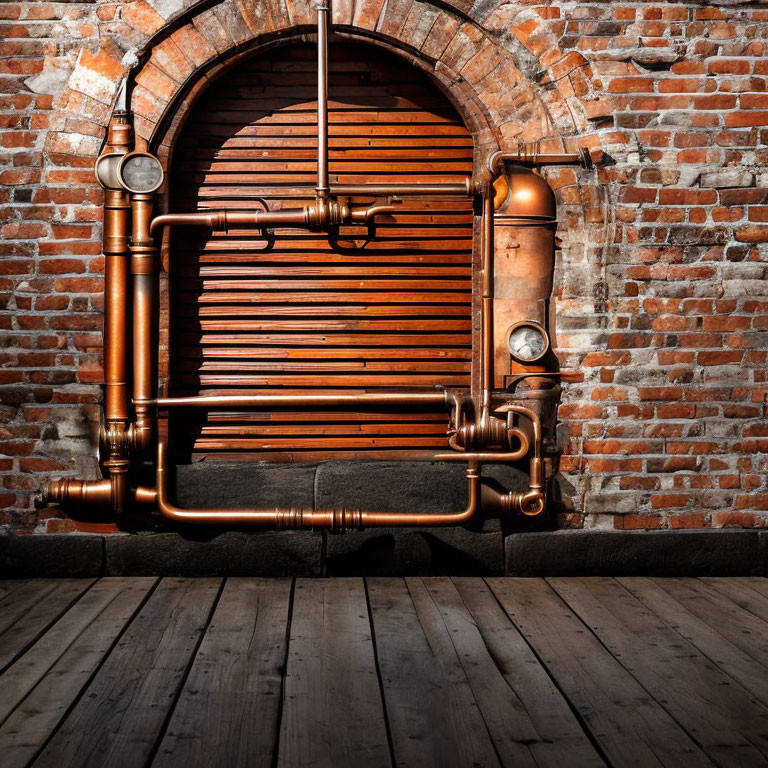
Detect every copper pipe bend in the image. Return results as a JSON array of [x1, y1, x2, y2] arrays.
[[156, 442, 480, 529]]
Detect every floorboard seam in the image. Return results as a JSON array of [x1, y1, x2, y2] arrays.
[[22, 576, 162, 768], [612, 577, 768, 762], [143, 577, 228, 768], [364, 577, 398, 768], [269, 577, 297, 768], [482, 578, 615, 768], [0, 579, 98, 679], [544, 577, 717, 765]]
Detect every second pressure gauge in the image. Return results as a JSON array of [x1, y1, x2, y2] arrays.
[[117, 152, 164, 194]]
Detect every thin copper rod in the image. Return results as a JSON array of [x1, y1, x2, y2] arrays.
[[155, 441, 479, 528], [148, 392, 454, 408], [316, 1, 329, 197], [330, 181, 472, 197], [481, 186, 493, 395]]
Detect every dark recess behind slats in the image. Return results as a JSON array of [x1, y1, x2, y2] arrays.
[[169, 43, 474, 460]]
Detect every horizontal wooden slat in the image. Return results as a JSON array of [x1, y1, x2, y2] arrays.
[[170, 42, 473, 459]]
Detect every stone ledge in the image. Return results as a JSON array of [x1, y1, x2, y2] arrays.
[[504, 530, 768, 577], [2, 529, 767, 577], [0, 534, 104, 577]]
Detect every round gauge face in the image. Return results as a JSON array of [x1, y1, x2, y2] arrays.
[[507, 322, 549, 363], [118, 153, 163, 193]]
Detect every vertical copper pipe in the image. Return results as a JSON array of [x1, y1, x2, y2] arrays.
[[103, 190, 131, 424], [481, 189, 493, 395], [130, 192, 158, 451], [103, 114, 133, 425], [316, 1, 329, 198]]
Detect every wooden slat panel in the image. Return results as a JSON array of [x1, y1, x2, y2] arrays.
[[169, 42, 473, 459]]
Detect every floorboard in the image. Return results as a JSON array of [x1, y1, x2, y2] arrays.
[[550, 577, 768, 768], [0, 578, 155, 768], [277, 578, 391, 768], [453, 577, 606, 768], [0, 579, 95, 672], [0, 576, 766, 768], [151, 578, 293, 768], [30, 578, 221, 768], [487, 577, 715, 768], [620, 577, 768, 709], [368, 577, 503, 768]]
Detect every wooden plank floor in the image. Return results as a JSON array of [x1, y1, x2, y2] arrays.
[[3, 578, 768, 767]]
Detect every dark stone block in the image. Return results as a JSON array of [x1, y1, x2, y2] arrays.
[[315, 461, 468, 514], [105, 531, 323, 576], [505, 529, 765, 577], [174, 462, 316, 510], [315, 461, 525, 515], [0, 533, 104, 577], [324, 527, 503, 576]]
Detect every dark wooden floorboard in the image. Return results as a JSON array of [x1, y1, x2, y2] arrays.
[[0, 578, 155, 768], [0, 579, 95, 672], [619, 577, 768, 709], [1, 577, 768, 768], [151, 578, 293, 768], [368, 577, 503, 768], [550, 577, 768, 768], [277, 578, 391, 768], [486, 577, 715, 768], [30, 578, 221, 768], [453, 577, 606, 768]]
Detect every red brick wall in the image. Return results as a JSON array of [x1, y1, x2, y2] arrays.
[[1, 0, 766, 532]]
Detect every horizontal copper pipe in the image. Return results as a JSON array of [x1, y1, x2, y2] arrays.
[[330, 181, 472, 197], [150, 208, 309, 236], [156, 441, 479, 529], [147, 391, 456, 408], [487, 148, 597, 170]]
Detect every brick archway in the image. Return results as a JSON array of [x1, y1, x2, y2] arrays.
[[46, 0, 607, 165]]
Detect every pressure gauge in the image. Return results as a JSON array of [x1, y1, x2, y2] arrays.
[[117, 151, 164, 194], [506, 321, 549, 363]]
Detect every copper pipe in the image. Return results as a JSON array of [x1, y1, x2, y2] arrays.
[[149, 208, 310, 236], [487, 147, 596, 170], [130, 192, 158, 452], [44, 475, 156, 510], [481, 186, 493, 395], [330, 182, 471, 197], [316, 1, 329, 198], [103, 113, 133, 425], [147, 391, 454, 408], [156, 440, 480, 529]]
